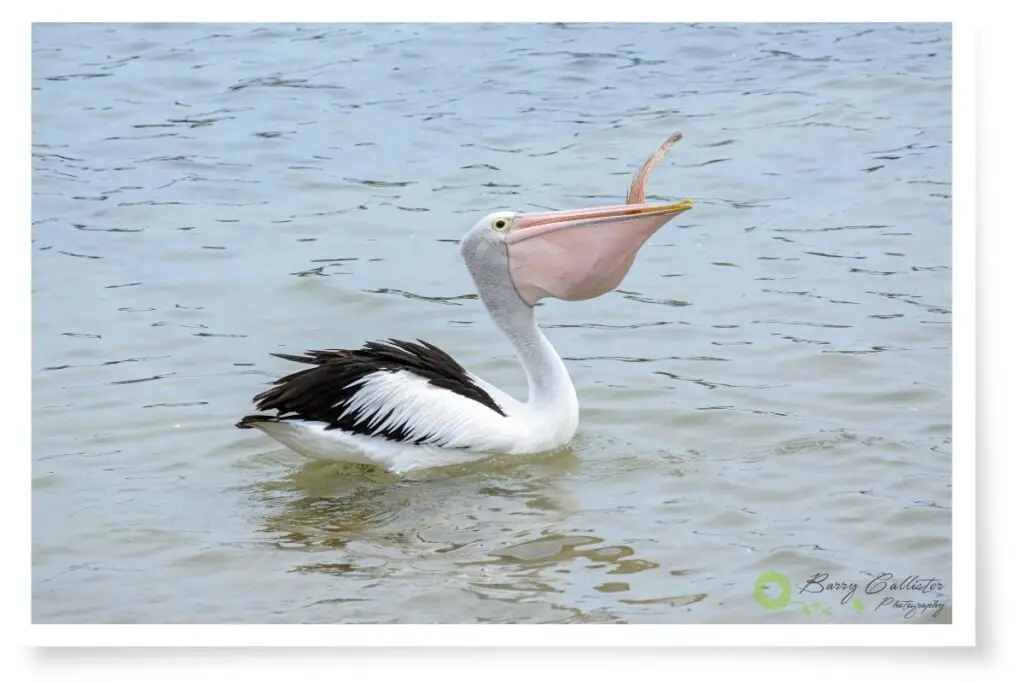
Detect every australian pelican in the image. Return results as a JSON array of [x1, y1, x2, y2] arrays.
[[237, 134, 693, 473]]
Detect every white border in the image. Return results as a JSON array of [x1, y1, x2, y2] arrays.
[[16, 4, 977, 659], [31, 623, 970, 648], [948, 19, 976, 651], [21, 2, 962, 23]]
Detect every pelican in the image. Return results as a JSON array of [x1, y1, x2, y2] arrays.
[[237, 134, 693, 473]]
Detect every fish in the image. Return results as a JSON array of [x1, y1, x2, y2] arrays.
[[626, 132, 683, 205]]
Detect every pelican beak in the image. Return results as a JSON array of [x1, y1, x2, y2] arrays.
[[504, 199, 694, 306]]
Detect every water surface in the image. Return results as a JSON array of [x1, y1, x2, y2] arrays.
[[32, 22, 952, 624]]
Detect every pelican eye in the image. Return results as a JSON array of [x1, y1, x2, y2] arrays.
[[491, 217, 510, 232]]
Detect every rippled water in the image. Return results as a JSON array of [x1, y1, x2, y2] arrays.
[[32, 22, 952, 624]]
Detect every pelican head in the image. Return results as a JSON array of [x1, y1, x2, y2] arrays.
[[460, 199, 694, 307]]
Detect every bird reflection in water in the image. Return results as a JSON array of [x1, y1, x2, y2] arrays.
[[248, 443, 705, 623], [252, 446, 582, 560]]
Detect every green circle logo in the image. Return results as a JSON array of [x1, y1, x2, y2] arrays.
[[754, 571, 792, 610]]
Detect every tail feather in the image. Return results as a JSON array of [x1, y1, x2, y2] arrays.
[[269, 352, 322, 365], [236, 414, 283, 429]]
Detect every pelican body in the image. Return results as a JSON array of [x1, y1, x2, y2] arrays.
[[237, 136, 693, 473]]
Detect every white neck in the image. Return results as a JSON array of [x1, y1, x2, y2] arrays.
[[476, 270, 579, 425]]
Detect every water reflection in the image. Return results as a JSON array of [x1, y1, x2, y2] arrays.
[[459, 533, 661, 575], [457, 533, 704, 621], [244, 447, 712, 622], [252, 447, 582, 561]]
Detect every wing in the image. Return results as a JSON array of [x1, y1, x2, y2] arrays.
[[238, 339, 510, 447]]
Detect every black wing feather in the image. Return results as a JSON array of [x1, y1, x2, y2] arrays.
[[236, 338, 506, 443]]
